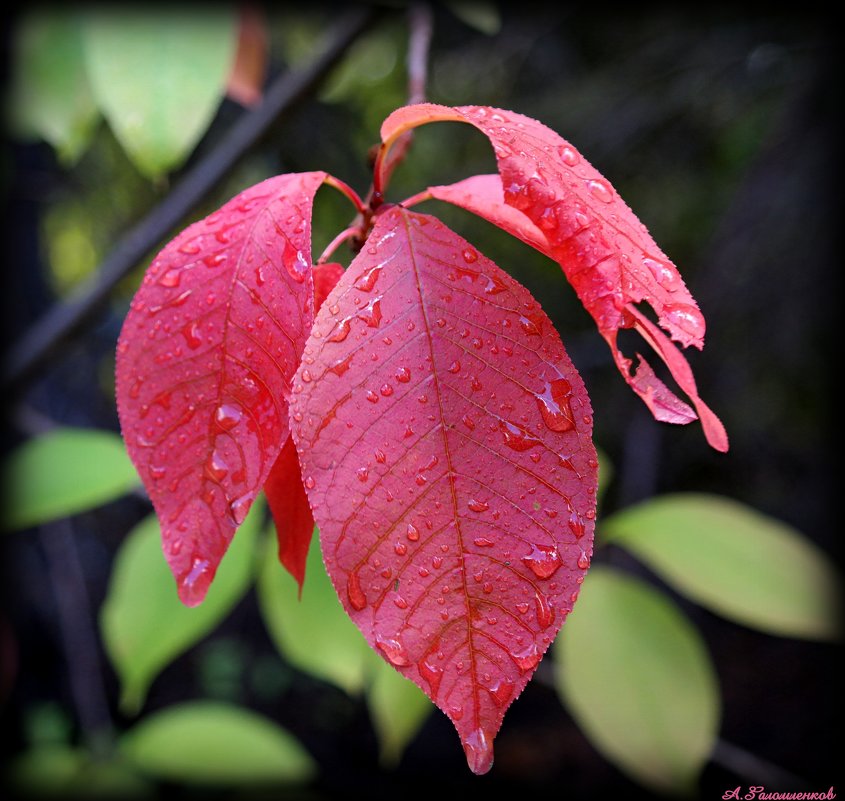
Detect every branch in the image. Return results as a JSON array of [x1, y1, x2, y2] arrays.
[[2, 5, 378, 396]]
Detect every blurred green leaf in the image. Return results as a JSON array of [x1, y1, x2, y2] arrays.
[[7, 745, 151, 799], [555, 566, 720, 796], [80, 8, 237, 177], [2, 428, 140, 531], [446, 1, 502, 35], [602, 493, 842, 640], [100, 500, 261, 714], [7, 10, 100, 163], [257, 527, 369, 695], [366, 655, 431, 767], [120, 701, 316, 785]]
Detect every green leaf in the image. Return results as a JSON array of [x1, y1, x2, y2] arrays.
[[120, 701, 316, 785], [257, 527, 370, 695], [7, 10, 100, 163], [80, 8, 237, 177], [7, 746, 151, 799], [100, 500, 261, 714], [554, 566, 720, 796], [602, 493, 842, 641], [366, 656, 431, 767], [2, 428, 140, 531]]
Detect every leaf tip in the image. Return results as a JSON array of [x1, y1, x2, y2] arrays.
[[175, 557, 215, 607], [462, 727, 495, 775]]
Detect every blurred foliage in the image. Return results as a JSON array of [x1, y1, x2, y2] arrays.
[[2, 3, 838, 800]]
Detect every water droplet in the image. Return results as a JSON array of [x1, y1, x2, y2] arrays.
[[356, 466, 369, 482], [179, 240, 200, 255], [461, 414, 475, 430], [450, 704, 464, 721], [489, 677, 515, 708], [473, 537, 494, 548], [203, 252, 226, 269], [558, 145, 580, 166], [354, 263, 383, 292], [535, 378, 575, 432], [304, 476, 315, 490], [149, 464, 167, 480], [283, 240, 308, 283], [467, 498, 489, 513], [577, 550, 590, 570], [301, 369, 312, 383], [518, 314, 543, 336], [366, 390, 379, 403], [418, 655, 444, 697], [534, 591, 555, 628], [395, 366, 411, 383], [586, 178, 613, 203], [374, 448, 387, 464], [470, 376, 482, 391], [643, 257, 680, 288], [158, 269, 181, 287], [215, 404, 242, 431], [329, 318, 351, 342], [484, 274, 507, 295], [512, 642, 542, 672], [448, 360, 461, 374], [375, 636, 410, 667], [182, 557, 210, 592], [380, 383, 394, 397], [406, 523, 420, 541], [500, 420, 541, 451], [129, 379, 143, 399], [515, 602, 529, 615], [204, 450, 229, 482], [328, 352, 354, 376], [462, 248, 478, 263], [359, 297, 383, 328], [347, 570, 367, 610], [169, 538, 183, 555], [463, 727, 494, 775], [394, 595, 408, 609], [181, 321, 202, 349], [228, 495, 251, 525], [395, 541, 408, 556], [522, 542, 563, 579], [568, 512, 586, 539], [664, 302, 705, 333]]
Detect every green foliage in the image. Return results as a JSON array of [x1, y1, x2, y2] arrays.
[[79, 8, 237, 178], [6, 9, 99, 164], [1, 428, 140, 531], [555, 566, 721, 796], [257, 526, 431, 763], [119, 701, 316, 786], [100, 502, 261, 714], [603, 493, 842, 640]]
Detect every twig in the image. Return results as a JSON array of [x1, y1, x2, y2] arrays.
[[2, 5, 378, 396], [370, 2, 434, 207]]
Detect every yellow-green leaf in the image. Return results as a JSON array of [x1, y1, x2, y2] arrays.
[[2, 428, 140, 531], [554, 566, 720, 795], [80, 8, 237, 177], [7, 10, 100, 163], [100, 501, 261, 714], [120, 701, 315, 785], [602, 493, 842, 640]]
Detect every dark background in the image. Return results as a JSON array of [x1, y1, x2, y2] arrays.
[[1, 4, 841, 799]]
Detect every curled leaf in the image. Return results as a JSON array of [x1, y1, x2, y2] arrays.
[[386, 105, 727, 451], [116, 172, 326, 605], [290, 206, 597, 774]]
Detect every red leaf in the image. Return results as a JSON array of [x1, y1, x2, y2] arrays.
[[264, 436, 314, 596], [116, 171, 326, 605], [313, 261, 345, 311], [290, 206, 598, 774], [262, 260, 342, 593], [384, 105, 728, 451]]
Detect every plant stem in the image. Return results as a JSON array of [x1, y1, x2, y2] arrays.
[[2, 6, 378, 396]]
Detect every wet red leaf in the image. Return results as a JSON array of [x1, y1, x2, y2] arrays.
[[264, 436, 314, 596], [290, 206, 598, 774], [384, 105, 728, 451], [115, 171, 326, 605]]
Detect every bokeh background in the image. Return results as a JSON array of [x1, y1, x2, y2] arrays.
[[1, 4, 840, 799]]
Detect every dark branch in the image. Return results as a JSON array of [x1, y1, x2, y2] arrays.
[[2, 5, 378, 396]]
